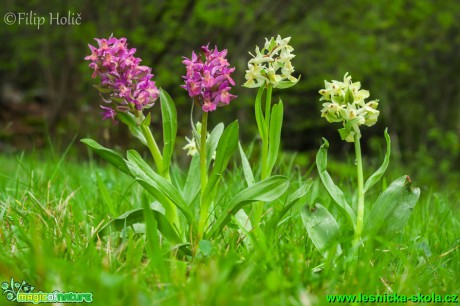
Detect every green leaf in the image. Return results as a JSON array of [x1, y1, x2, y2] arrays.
[[117, 112, 147, 145], [204, 120, 239, 195], [141, 112, 152, 126], [268, 179, 313, 229], [126, 150, 194, 224], [206, 123, 224, 169], [266, 100, 284, 175], [81, 139, 130, 175], [207, 175, 289, 239], [238, 142, 255, 186], [364, 129, 391, 193], [364, 175, 420, 238], [301, 203, 342, 258], [234, 208, 252, 232], [338, 117, 362, 142], [160, 89, 177, 175], [275, 76, 300, 89], [198, 240, 213, 256], [96, 206, 181, 243], [142, 203, 168, 278], [316, 138, 356, 228], [182, 154, 200, 202], [255, 85, 268, 142]]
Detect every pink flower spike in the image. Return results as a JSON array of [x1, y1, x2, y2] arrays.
[[85, 35, 160, 122], [181, 44, 237, 112]]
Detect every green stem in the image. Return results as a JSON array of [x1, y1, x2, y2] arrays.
[[140, 123, 179, 231], [264, 85, 273, 130], [198, 112, 209, 240], [261, 84, 273, 180], [140, 124, 164, 176], [353, 131, 365, 247]]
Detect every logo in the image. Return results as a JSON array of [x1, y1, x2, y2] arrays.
[[1, 278, 93, 304]]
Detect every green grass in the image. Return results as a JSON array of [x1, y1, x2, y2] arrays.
[[0, 150, 459, 306]]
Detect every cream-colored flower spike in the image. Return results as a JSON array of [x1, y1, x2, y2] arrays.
[[319, 73, 380, 142], [244, 35, 300, 89]]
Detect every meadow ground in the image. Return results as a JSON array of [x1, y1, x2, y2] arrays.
[[0, 149, 459, 306]]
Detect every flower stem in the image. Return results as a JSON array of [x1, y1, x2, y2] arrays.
[[353, 131, 365, 248], [261, 84, 273, 180], [198, 111, 209, 240], [140, 124, 164, 176], [140, 123, 180, 231]]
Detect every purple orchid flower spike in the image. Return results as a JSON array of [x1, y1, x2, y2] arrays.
[[181, 44, 237, 112], [85, 35, 159, 121]]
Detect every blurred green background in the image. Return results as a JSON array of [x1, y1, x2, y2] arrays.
[[1, 0, 459, 176]]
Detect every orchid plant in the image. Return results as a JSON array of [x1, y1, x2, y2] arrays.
[[243, 35, 300, 227], [81, 35, 420, 270], [301, 73, 420, 258], [81, 37, 290, 264]]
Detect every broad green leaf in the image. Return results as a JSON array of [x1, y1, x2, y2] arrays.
[[301, 203, 342, 258], [126, 150, 194, 224], [255, 85, 267, 142], [182, 154, 200, 202], [233, 209, 253, 247], [207, 175, 289, 239], [81, 139, 130, 175], [266, 100, 283, 175], [238, 142, 255, 186], [206, 123, 224, 169], [234, 209, 252, 232], [268, 179, 313, 229], [160, 89, 177, 175], [364, 129, 391, 193], [96, 206, 181, 243], [364, 175, 420, 238], [117, 112, 147, 145], [204, 121, 239, 195], [316, 138, 356, 228]]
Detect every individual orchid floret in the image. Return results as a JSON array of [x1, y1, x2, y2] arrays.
[[85, 36, 160, 121], [319, 73, 380, 142], [181, 45, 237, 112], [244, 35, 299, 89], [182, 122, 216, 159]]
